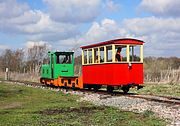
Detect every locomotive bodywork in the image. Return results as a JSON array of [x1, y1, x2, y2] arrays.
[[40, 51, 83, 89]]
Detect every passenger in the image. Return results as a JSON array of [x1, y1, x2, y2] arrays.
[[115, 47, 123, 61], [95, 56, 99, 63], [95, 56, 103, 63], [100, 57, 103, 62]]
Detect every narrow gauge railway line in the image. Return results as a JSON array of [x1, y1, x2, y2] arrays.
[[3, 80, 180, 105], [81, 90, 180, 105], [148, 94, 180, 101], [124, 94, 180, 105]]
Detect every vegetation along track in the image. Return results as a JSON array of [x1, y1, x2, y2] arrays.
[[3, 80, 180, 105]]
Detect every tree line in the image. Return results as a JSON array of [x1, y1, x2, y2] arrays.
[[144, 57, 180, 83], [0, 45, 179, 83], [0, 44, 48, 74]]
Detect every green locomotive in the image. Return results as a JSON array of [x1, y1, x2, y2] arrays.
[[40, 51, 83, 88], [41, 51, 75, 79]]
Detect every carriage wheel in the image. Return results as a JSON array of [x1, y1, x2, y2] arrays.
[[107, 86, 114, 93], [122, 86, 129, 94], [93, 85, 102, 92]]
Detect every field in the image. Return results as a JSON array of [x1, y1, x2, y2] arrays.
[[130, 83, 180, 97], [0, 82, 166, 126]]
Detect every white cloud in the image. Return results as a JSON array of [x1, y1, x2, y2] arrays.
[[0, 45, 9, 50], [0, 0, 79, 41], [123, 17, 180, 56], [7, 10, 41, 25], [82, 18, 127, 44], [105, 0, 120, 12], [139, 0, 180, 17], [53, 18, 128, 53], [0, 0, 29, 19], [43, 0, 102, 23], [66, 17, 180, 57], [0, 0, 179, 57], [0, 0, 121, 45], [123, 17, 180, 35], [25, 41, 52, 49]]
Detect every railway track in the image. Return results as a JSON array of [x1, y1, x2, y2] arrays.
[[2, 80, 180, 105], [125, 94, 180, 105]]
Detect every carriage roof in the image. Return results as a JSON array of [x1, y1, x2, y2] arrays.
[[80, 38, 144, 49]]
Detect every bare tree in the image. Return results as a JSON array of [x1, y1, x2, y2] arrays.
[[144, 57, 180, 83], [0, 49, 24, 72], [26, 43, 49, 74]]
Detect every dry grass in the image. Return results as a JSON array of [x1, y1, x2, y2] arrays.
[[131, 83, 180, 97], [0, 71, 39, 82]]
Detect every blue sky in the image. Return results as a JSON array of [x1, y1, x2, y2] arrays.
[[0, 0, 180, 57]]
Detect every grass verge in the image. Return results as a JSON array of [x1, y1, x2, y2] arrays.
[[130, 83, 180, 97], [0, 82, 166, 126]]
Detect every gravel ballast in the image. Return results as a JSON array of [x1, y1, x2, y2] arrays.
[[77, 92, 180, 126]]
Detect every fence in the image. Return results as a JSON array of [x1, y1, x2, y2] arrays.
[[0, 67, 180, 84], [145, 68, 180, 84]]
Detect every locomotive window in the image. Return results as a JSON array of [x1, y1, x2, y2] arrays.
[[56, 54, 72, 64]]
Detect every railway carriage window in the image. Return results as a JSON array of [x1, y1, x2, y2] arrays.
[[115, 45, 127, 62], [100, 47, 104, 62], [88, 49, 92, 64], [94, 48, 98, 63], [114, 45, 127, 62], [83, 50, 87, 64], [130, 45, 141, 62], [121, 46, 127, 61], [106, 46, 112, 62]]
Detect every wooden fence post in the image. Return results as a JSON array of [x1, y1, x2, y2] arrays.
[[5, 68, 9, 80]]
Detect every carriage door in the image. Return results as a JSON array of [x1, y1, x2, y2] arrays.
[[128, 45, 143, 83]]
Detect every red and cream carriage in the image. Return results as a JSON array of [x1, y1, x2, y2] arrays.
[[81, 38, 144, 93]]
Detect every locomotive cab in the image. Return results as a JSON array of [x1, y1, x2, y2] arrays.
[[41, 51, 74, 80], [55, 52, 74, 77]]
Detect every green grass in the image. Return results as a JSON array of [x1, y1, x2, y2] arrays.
[[130, 83, 180, 97], [0, 82, 166, 126]]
